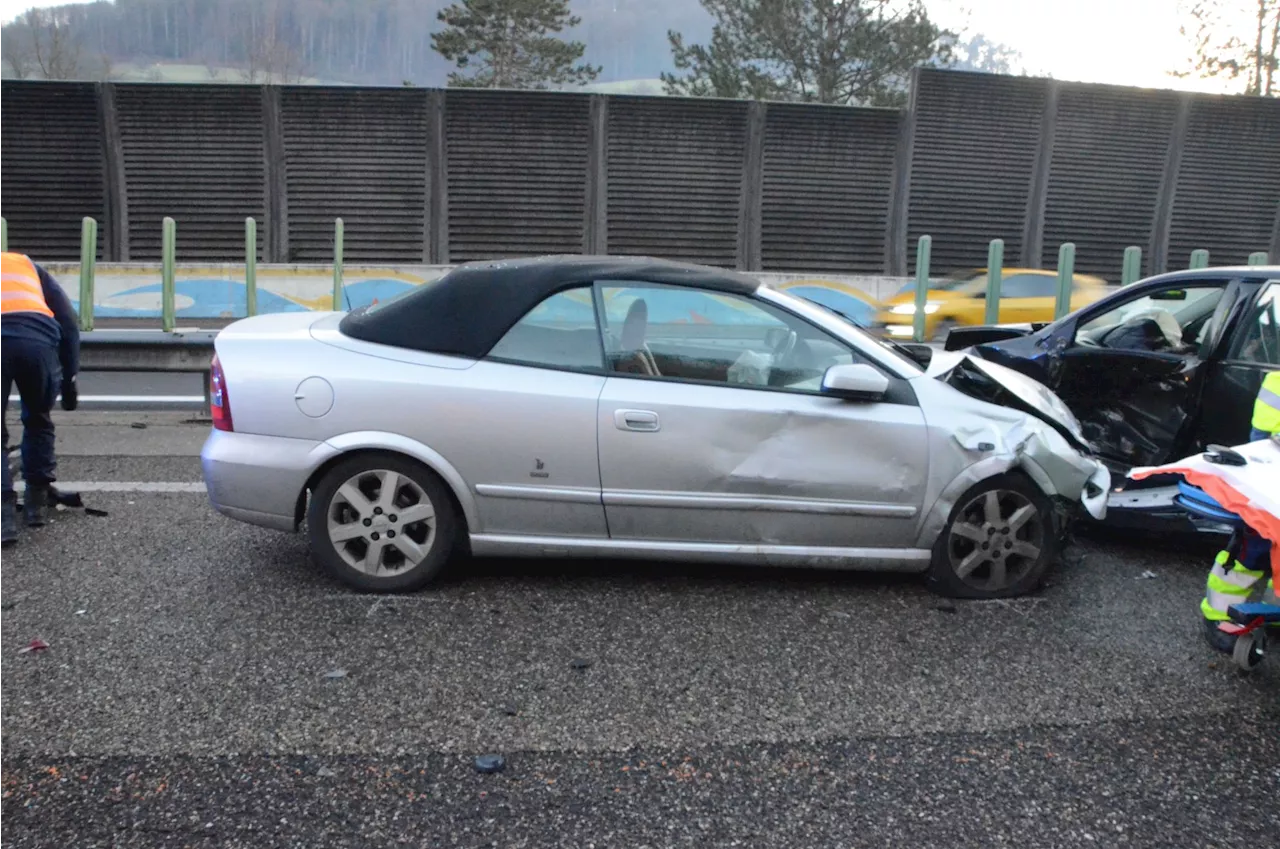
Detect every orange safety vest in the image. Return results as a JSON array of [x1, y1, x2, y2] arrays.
[[1, 252, 54, 319]]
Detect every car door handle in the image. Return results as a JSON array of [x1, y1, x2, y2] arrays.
[[615, 409, 660, 432]]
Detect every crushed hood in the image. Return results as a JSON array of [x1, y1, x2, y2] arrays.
[[926, 350, 1091, 453]]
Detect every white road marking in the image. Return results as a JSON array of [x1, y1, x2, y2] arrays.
[[77, 395, 205, 404], [13, 481, 206, 493]]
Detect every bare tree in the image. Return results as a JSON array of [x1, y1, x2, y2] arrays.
[[30, 8, 84, 80], [1175, 0, 1279, 95], [242, 5, 307, 83], [1, 26, 35, 79]]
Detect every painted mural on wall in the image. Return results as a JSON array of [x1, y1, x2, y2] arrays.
[[42, 262, 914, 322]]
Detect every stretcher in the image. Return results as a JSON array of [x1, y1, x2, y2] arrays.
[[1130, 438, 1280, 673]]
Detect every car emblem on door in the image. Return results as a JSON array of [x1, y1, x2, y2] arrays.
[[531, 458, 549, 479]]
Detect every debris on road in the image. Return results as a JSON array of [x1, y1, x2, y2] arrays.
[[50, 487, 83, 508], [18, 638, 49, 654], [85, 508, 109, 518], [322, 668, 348, 680], [933, 601, 958, 614], [316, 766, 337, 778], [75, 609, 87, 616], [131, 422, 148, 430], [1138, 570, 1158, 580], [474, 754, 506, 774], [570, 658, 592, 671], [499, 704, 519, 717]]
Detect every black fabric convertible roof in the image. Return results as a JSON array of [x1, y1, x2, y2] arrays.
[[338, 254, 762, 358]]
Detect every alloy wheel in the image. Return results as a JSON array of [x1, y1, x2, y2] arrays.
[[326, 469, 437, 577], [947, 488, 1045, 593]]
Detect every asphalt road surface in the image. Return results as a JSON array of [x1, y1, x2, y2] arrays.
[[2, 411, 1278, 848]]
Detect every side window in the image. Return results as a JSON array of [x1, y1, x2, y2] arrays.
[[1075, 282, 1228, 353], [598, 281, 861, 393], [1231, 283, 1280, 365], [997, 273, 1058, 298], [486, 287, 603, 371]]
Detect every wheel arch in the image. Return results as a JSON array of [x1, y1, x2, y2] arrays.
[[914, 457, 1051, 548], [294, 432, 480, 536]]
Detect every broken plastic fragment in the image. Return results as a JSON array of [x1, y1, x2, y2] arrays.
[[1138, 570, 1158, 580], [18, 638, 49, 654], [322, 668, 347, 680], [85, 508, 109, 517], [569, 658, 591, 671], [474, 754, 506, 774]]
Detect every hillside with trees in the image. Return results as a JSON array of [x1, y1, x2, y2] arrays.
[[1, 0, 1024, 98]]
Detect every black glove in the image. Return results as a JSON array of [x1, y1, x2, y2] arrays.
[[60, 377, 78, 411]]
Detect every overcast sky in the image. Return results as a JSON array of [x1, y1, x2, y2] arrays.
[[0, 0, 1237, 93]]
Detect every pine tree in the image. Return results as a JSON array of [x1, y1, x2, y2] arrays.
[[432, 0, 601, 89], [662, 0, 954, 107]]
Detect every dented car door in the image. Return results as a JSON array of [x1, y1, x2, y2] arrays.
[[593, 281, 930, 548]]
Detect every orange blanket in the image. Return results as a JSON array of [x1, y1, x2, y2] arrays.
[[1129, 439, 1280, 581]]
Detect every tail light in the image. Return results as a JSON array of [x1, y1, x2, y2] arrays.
[[210, 354, 233, 432]]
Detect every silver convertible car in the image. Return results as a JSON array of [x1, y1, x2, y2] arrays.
[[201, 256, 1109, 599]]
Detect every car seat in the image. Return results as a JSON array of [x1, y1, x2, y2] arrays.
[[612, 298, 661, 377]]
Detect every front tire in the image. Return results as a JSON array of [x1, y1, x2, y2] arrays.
[[307, 453, 459, 592], [927, 473, 1059, 599]]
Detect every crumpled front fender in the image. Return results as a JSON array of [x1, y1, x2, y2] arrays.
[[912, 377, 1111, 548]]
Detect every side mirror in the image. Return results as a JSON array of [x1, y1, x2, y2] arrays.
[[821, 363, 889, 402], [896, 342, 934, 368]]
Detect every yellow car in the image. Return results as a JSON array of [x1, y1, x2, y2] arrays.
[[877, 268, 1109, 342], [772, 278, 882, 328]]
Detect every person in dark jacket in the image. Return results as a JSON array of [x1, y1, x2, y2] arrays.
[[2, 251, 80, 545]]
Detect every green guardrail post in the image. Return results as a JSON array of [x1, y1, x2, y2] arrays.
[[1248, 251, 1269, 266], [245, 217, 258, 317], [983, 239, 1004, 326], [1121, 246, 1142, 286], [1, 216, 7, 252], [1189, 249, 1210, 270], [333, 217, 345, 311], [912, 235, 932, 343], [1054, 243, 1075, 320], [161, 216, 176, 332], [78, 217, 97, 331]]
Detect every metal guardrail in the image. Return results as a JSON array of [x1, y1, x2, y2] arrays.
[[3, 215, 1274, 352], [79, 329, 217, 408]]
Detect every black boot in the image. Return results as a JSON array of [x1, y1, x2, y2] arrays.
[[1, 496, 15, 546], [23, 486, 49, 528]]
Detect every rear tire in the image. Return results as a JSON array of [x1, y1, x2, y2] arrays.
[[307, 453, 459, 593], [927, 473, 1059, 600]]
